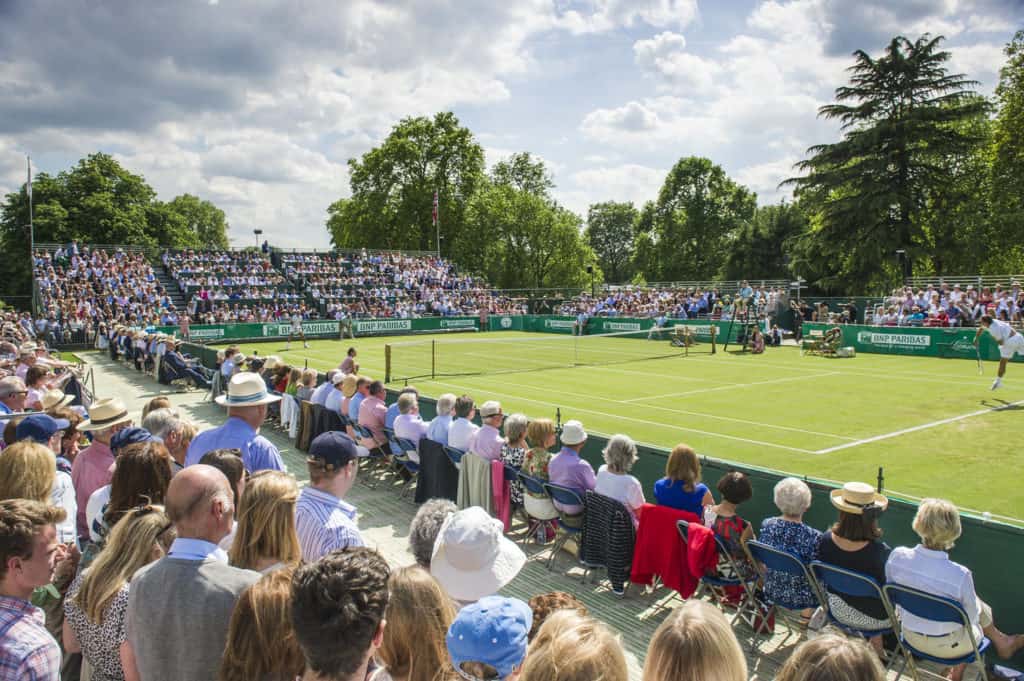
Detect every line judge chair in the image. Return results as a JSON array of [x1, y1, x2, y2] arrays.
[[884, 583, 990, 681]]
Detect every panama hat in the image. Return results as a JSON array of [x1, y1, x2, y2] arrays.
[[559, 419, 587, 446], [830, 481, 889, 515], [40, 389, 74, 411], [264, 355, 281, 370], [340, 374, 358, 398], [215, 372, 282, 407], [78, 397, 132, 432], [431, 507, 526, 603]]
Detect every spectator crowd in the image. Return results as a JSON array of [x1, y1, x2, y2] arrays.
[[872, 282, 1024, 328]]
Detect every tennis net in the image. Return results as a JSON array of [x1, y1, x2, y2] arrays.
[[384, 326, 716, 383]]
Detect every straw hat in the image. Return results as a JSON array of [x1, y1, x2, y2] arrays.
[[40, 389, 74, 411], [264, 355, 281, 370], [340, 374, 358, 398], [215, 372, 282, 407], [830, 482, 889, 515], [78, 397, 132, 432]]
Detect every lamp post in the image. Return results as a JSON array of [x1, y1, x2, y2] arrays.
[[253, 229, 263, 249]]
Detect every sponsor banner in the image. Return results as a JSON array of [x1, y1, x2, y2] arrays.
[[802, 323, 1020, 362], [856, 331, 931, 348], [188, 327, 225, 340], [544, 319, 577, 329], [440, 318, 476, 329], [354, 319, 413, 333], [602, 321, 642, 332], [500, 317, 513, 329], [262, 321, 340, 338]]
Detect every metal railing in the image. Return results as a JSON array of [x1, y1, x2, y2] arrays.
[[903, 275, 1024, 290], [611, 279, 791, 294]]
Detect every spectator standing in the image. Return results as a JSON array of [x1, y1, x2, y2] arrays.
[[14, 418, 77, 545], [124, 465, 260, 681], [469, 401, 504, 461], [291, 548, 390, 681], [295, 432, 364, 562], [447, 395, 478, 451], [186, 373, 284, 472], [426, 393, 456, 446], [0, 500, 68, 681], [72, 399, 133, 540], [547, 420, 595, 519], [774, 635, 884, 681]]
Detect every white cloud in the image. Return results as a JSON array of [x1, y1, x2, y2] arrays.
[[563, 163, 666, 213], [559, 0, 700, 34], [948, 42, 1008, 81], [734, 156, 801, 203], [633, 32, 723, 92]]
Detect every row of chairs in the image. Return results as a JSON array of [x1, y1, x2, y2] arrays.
[[679, 521, 991, 681]]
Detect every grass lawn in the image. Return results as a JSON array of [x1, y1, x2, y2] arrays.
[[223, 330, 1024, 521]]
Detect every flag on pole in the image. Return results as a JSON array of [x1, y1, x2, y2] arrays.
[[432, 190, 439, 227], [26, 157, 32, 201]]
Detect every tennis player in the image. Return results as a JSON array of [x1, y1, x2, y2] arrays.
[[287, 306, 310, 350], [974, 315, 1024, 390]]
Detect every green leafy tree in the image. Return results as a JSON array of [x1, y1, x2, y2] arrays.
[[631, 201, 658, 281], [650, 157, 756, 281], [989, 30, 1024, 266], [787, 34, 987, 290], [328, 112, 485, 259], [585, 201, 637, 283], [490, 152, 554, 197], [165, 194, 230, 248], [721, 201, 808, 280]]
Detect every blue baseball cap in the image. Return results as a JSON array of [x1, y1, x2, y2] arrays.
[[16, 413, 70, 444], [447, 596, 532, 681], [308, 431, 358, 470], [111, 427, 156, 453]]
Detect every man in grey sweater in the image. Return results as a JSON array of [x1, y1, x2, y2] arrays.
[[124, 465, 260, 681]]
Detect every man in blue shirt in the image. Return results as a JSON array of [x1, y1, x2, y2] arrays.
[[385, 387, 418, 430], [324, 372, 345, 414], [426, 393, 456, 445], [185, 373, 285, 472], [347, 377, 370, 422], [295, 431, 364, 562]]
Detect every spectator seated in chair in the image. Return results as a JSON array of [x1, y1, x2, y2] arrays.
[[546, 420, 595, 529], [654, 443, 714, 517], [594, 434, 645, 527], [758, 477, 822, 616], [703, 471, 757, 582]]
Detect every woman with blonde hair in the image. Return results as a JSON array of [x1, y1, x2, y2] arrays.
[[64, 505, 176, 681], [372, 565, 458, 681], [654, 443, 714, 515], [228, 470, 301, 573], [643, 600, 746, 681], [522, 609, 628, 681], [218, 567, 304, 681], [775, 635, 884, 681], [522, 418, 557, 485], [0, 440, 56, 502]]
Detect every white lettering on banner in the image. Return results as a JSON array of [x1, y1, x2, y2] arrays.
[[263, 322, 339, 337], [855, 331, 931, 348], [189, 328, 225, 340], [603, 322, 641, 331], [544, 320, 576, 329], [500, 317, 513, 329], [685, 325, 716, 338], [950, 338, 977, 353], [354, 319, 413, 333], [440, 319, 476, 329]]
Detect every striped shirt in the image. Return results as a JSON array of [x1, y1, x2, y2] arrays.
[[295, 487, 364, 562], [0, 596, 61, 680]]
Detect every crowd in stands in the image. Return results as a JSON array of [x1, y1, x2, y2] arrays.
[[561, 282, 790, 322], [873, 283, 1024, 327], [0, 324, 1020, 681], [33, 245, 177, 343]]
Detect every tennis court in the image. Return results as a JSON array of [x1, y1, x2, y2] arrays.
[[224, 330, 1024, 521]]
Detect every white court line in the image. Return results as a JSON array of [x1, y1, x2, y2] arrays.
[[622, 372, 840, 401], [453, 372, 855, 441], [428, 379, 819, 454], [814, 399, 1024, 454]]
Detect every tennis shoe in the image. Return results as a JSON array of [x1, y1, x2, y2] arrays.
[[991, 378, 1002, 391]]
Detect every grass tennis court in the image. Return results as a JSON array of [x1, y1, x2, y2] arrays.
[[222, 331, 1024, 521]]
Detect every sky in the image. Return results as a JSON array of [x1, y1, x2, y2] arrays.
[[0, 0, 1020, 249]]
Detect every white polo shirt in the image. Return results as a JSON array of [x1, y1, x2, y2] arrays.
[[986, 318, 1014, 343], [885, 545, 981, 636]]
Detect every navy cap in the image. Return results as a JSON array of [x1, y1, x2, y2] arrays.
[[16, 413, 70, 444], [111, 427, 156, 453], [308, 431, 358, 470]]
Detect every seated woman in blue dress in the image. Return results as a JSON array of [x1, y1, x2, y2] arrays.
[[758, 477, 821, 616], [653, 443, 714, 516]]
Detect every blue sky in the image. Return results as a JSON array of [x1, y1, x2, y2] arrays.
[[0, 0, 1019, 248]]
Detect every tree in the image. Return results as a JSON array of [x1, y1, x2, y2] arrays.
[[990, 30, 1024, 264], [721, 201, 808, 280], [491, 152, 554, 198], [585, 201, 637, 283], [327, 112, 485, 260], [649, 157, 756, 281], [787, 34, 987, 290], [165, 194, 230, 248]]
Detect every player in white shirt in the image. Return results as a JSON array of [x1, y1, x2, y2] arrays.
[[974, 315, 1024, 390], [287, 306, 309, 349]]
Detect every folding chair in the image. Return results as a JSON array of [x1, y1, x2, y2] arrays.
[[443, 445, 465, 471], [542, 482, 585, 572], [885, 583, 990, 681], [676, 520, 762, 628], [747, 540, 822, 648], [350, 422, 389, 487], [810, 561, 904, 672], [391, 436, 420, 499], [517, 473, 559, 546]]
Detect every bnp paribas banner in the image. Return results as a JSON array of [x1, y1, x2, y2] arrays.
[[156, 316, 481, 342], [803, 322, 1016, 362]]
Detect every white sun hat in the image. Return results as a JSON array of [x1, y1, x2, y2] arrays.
[[431, 506, 526, 603]]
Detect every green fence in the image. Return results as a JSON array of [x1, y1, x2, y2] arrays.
[[488, 314, 750, 343], [159, 316, 482, 343], [802, 322, 1018, 362]]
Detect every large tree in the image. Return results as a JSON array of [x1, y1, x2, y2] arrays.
[[721, 201, 808, 281], [989, 30, 1024, 269], [165, 194, 230, 249], [327, 112, 485, 260], [788, 34, 987, 290], [585, 201, 637, 284], [649, 157, 756, 281]]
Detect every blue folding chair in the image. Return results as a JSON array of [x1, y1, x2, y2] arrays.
[[885, 583, 989, 681], [350, 422, 388, 487], [443, 445, 465, 471], [391, 436, 420, 499], [542, 482, 585, 571], [810, 561, 904, 671], [517, 473, 559, 546], [676, 520, 761, 628], [747, 540, 822, 647]]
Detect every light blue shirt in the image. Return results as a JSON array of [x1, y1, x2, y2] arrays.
[[348, 393, 365, 421], [166, 537, 229, 563], [385, 403, 400, 429], [324, 386, 343, 413], [310, 381, 332, 406], [426, 414, 451, 445], [295, 487, 364, 563], [184, 417, 285, 472]]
